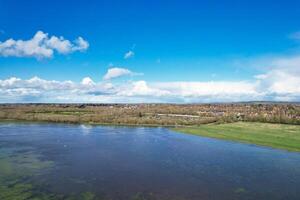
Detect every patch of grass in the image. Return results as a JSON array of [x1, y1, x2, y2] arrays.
[[173, 122, 300, 152], [27, 110, 94, 116]]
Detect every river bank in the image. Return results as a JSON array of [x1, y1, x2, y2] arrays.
[[174, 122, 300, 152]]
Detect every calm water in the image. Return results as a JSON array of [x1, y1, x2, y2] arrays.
[[0, 123, 300, 200]]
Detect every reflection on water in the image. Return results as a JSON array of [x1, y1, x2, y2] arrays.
[[0, 123, 300, 200]]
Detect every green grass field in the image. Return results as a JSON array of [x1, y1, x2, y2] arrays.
[[173, 122, 300, 152]]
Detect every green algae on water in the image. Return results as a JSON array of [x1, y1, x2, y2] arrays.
[[0, 148, 101, 200]]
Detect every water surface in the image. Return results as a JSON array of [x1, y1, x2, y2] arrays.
[[0, 123, 300, 199]]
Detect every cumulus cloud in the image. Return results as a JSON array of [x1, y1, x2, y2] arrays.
[[73, 37, 89, 51], [0, 76, 266, 103], [256, 70, 300, 93], [103, 67, 142, 80], [1, 71, 299, 103], [252, 55, 300, 101], [0, 76, 115, 103], [118, 81, 170, 97], [1, 40, 300, 103], [124, 50, 134, 59], [81, 77, 95, 85], [0, 31, 89, 59]]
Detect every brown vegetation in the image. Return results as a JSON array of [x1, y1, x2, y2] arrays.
[[0, 103, 299, 126]]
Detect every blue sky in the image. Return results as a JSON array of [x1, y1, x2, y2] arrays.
[[0, 0, 300, 103]]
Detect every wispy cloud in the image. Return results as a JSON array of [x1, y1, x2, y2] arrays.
[[124, 50, 134, 59], [103, 67, 142, 80], [0, 31, 89, 59], [289, 31, 300, 41]]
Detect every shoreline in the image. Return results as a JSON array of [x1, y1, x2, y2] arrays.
[[1, 118, 300, 127], [173, 122, 300, 152], [0, 118, 185, 128], [1, 119, 300, 152]]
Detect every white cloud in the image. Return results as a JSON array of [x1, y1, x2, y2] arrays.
[[1, 72, 299, 103], [0, 76, 115, 103], [0, 31, 89, 59], [154, 81, 257, 97], [73, 37, 89, 51], [103, 67, 141, 80], [256, 70, 300, 94], [0, 76, 265, 103], [1, 40, 300, 103], [81, 77, 95, 85], [124, 50, 134, 59], [253, 55, 300, 99], [227, 48, 300, 101], [118, 81, 170, 97], [45, 36, 72, 54]]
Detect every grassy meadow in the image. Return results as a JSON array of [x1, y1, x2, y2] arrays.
[[174, 122, 300, 152]]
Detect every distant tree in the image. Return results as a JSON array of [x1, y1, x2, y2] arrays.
[[138, 112, 143, 118]]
